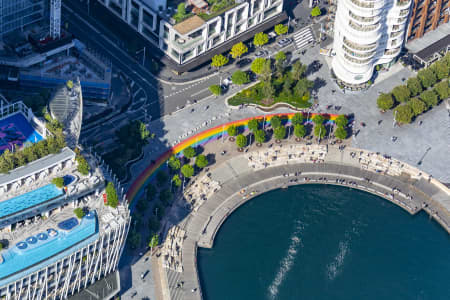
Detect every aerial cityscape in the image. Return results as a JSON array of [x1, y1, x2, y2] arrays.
[[0, 0, 448, 299]]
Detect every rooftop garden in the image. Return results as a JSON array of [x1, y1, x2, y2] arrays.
[[173, 0, 237, 23]]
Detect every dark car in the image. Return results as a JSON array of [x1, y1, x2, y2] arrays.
[[236, 58, 252, 68]]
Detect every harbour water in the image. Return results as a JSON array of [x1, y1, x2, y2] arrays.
[[198, 184, 450, 300]]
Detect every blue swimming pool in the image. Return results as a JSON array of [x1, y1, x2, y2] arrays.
[[58, 217, 79, 231], [0, 113, 43, 154], [0, 184, 63, 218], [0, 212, 97, 280]]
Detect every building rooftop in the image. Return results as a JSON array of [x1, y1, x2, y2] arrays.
[[0, 147, 75, 189], [406, 22, 450, 53], [173, 15, 206, 35]]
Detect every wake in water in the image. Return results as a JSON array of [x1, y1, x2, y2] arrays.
[[267, 220, 304, 300], [326, 219, 363, 281]]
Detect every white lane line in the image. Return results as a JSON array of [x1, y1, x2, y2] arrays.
[[191, 87, 210, 97]]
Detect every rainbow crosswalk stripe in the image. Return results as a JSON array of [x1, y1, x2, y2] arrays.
[[126, 113, 340, 204]]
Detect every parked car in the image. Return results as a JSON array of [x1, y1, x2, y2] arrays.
[[277, 38, 292, 47], [236, 58, 252, 68]]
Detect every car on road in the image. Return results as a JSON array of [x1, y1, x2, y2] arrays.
[[254, 50, 269, 58], [236, 58, 252, 68], [223, 77, 232, 86], [277, 38, 292, 47]]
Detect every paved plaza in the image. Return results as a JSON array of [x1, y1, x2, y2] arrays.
[[130, 44, 450, 186]]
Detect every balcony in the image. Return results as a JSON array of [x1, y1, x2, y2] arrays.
[[343, 38, 377, 51], [342, 45, 376, 58], [396, 0, 410, 7], [344, 53, 371, 64], [390, 31, 403, 38], [384, 48, 401, 56], [173, 36, 203, 50], [349, 11, 376, 23], [349, 0, 375, 8], [399, 9, 409, 16], [349, 20, 380, 32]]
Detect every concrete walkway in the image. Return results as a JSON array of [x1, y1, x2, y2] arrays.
[[156, 142, 450, 300]]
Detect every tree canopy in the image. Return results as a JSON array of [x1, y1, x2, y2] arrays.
[[168, 155, 181, 171], [230, 42, 248, 60], [393, 104, 414, 124], [314, 124, 326, 138], [156, 170, 168, 186], [294, 124, 306, 138], [334, 126, 347, 140], [291, 113, 304, 126], [311, 6, 321, 17], [291, 61, 307, 81], [274, 24, 288, 35], [275, 51, 287, 62], [247, 118, 259, 132], [231, 70, 250, 85], [417, 68, 437, 89], [392, 85, 411, 103], [183, 146, 196, 159], [172, 174, 182, 187], [106, 182, 119, 208], [236, 134, 247, 148], [406, 77, 422, 97], [434, 80, 450, 100], [253, 32, 269, 47], [274, 126, 286, 140], [312, 114, 324, 125], [195, 154, 209, 169], [254, 129, 266, 144], [335, 115, 348, 127], [209, 85, 222, 96], [420, 90, 438, 108], [408, 98, 427, 116], [251, 58, 267, 75], [181, 164, 194, 178], [211, 54, 229, 69], [270, 115, 282, 128], [377, 93, 394, 110], [227, 125, 238, 137]]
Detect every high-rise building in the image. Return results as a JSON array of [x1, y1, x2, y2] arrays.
[[96, 0, 286, 70], [0, 0, 47, 37], [0, 100, 130, 300], [407, 0, 450, 41], [332, 0, 411, 86]]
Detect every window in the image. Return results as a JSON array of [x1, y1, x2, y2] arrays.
[[143, 11, 154, 28]]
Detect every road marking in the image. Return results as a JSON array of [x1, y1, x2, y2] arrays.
[[191, 87, 210, 97]]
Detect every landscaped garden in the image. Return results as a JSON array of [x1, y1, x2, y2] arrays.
[[377, 53, 450, 124], [227, 55, 314, 109]]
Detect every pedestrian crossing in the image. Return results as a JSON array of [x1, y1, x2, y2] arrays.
[[293, 27, 315, 50]]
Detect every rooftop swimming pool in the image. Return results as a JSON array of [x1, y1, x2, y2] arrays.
[[0, 184, 63, 219], [0, 113, 43, 154], [0, 212, 97, 280]]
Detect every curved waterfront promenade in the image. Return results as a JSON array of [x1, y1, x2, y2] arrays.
[[160, 143, 450, 300]]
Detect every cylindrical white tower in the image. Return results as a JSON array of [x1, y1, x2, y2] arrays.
[[332, 0, 411, 85]]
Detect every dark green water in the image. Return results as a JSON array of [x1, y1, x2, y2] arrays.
[[198, 185, 450, 300]]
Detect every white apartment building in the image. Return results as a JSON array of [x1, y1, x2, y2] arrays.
[[332, 0, 412, 85], [97, 0, 284, 65]]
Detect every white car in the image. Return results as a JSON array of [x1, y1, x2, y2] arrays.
[[223, 77, 232, 86]]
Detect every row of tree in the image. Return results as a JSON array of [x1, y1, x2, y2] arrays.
[[377, 53, 450, 124], [224, 113, 348, 149], [210, 23, 289, 69]]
